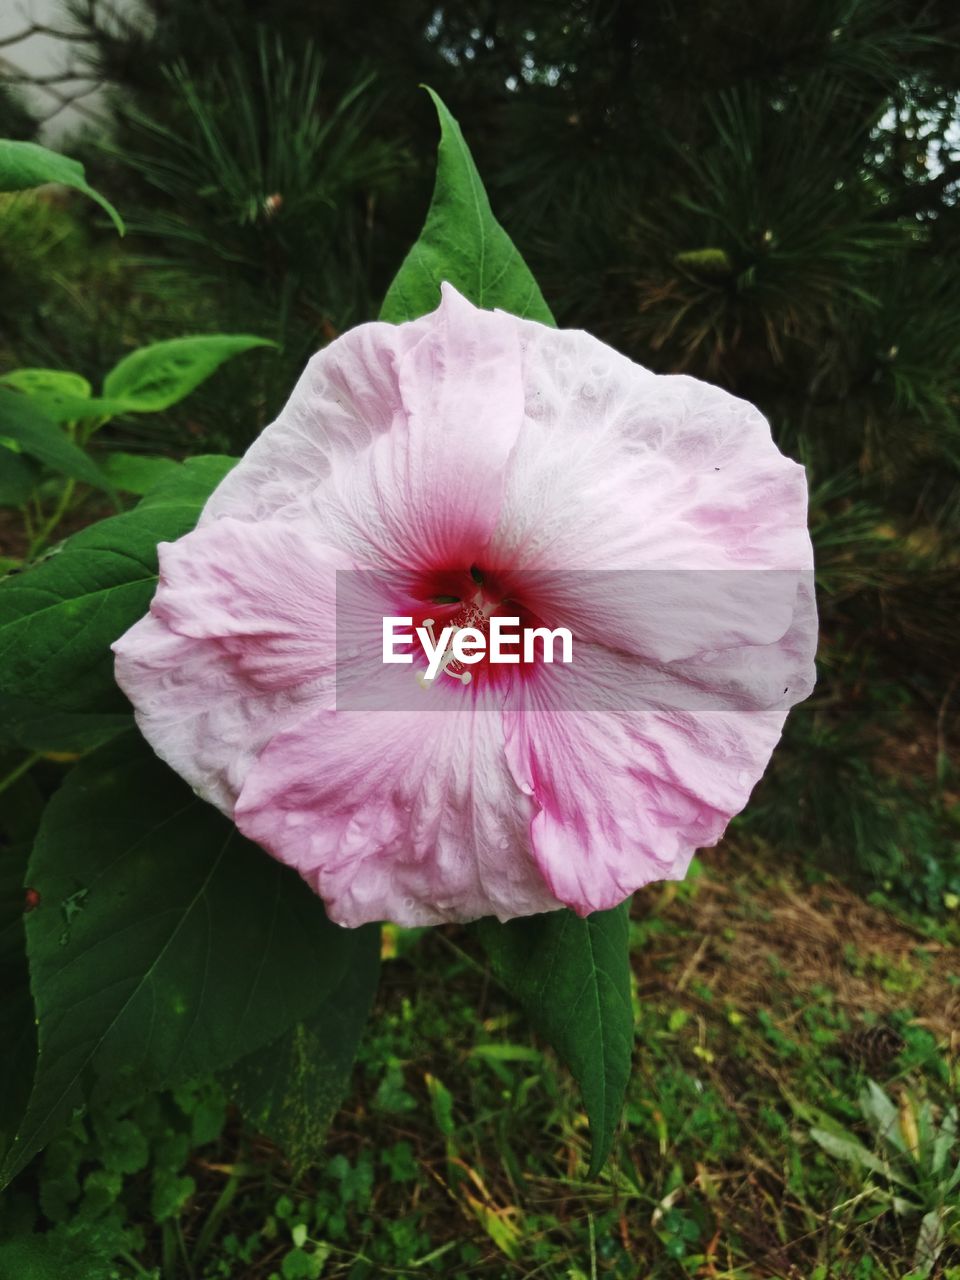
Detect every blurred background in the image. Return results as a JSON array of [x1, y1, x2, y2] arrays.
[[1, 2, 959, 1276]]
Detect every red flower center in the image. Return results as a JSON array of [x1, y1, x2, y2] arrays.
[[409, 565, 544, 690]]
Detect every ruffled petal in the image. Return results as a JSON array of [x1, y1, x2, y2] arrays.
[[308, 284, 525, 574], [501, 577, 816, 915], [234, 691, 561, 927], [488, 322, 812, 659], [113, 515, 354, 812], [203, 285, 526, 585], [200, 316, 431, 525]]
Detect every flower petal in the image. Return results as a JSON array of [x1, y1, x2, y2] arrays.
[[305, 283, 525, 574], [501, 578, 816, 915], [489, 322, 812, 659], [200, 316, 430, 526], [234, 692, 561, 927], [113, 515, 352, 812], [203, 285, 526, 583]]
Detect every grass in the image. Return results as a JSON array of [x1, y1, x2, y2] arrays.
[[4, 841, 958, 1280]]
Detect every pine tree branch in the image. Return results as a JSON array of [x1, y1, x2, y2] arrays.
[[0, 23, 98, 49], [35, 81, 104, 124], [0, 65, 98, 85]]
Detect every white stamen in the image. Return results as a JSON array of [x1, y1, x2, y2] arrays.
[[416, 617, 473, 687]]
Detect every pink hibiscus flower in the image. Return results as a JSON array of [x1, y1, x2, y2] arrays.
[[113, 284, 816, 928]]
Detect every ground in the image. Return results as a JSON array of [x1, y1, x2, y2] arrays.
[[7, 836, 957, 1280]]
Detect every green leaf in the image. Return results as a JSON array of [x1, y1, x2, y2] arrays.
[[0, 455, 234, 714], [810, 1127, 911, 1186], [476, 903, 633, 1176], [101, 452, 182, 496], [0, 368, 93, 406], [102, 336, 275, 413], [1, 732, 361, 1187], [916, 1208, 947, 1272], [0, 388, 110, 490], [0, 695, 131, 753], [0, 138, 124, 234], [860, 1079, 906, 1154], [136, 453, 235, 509], [2, 340, 274, 425], [225, 924, 380, 1175], [0, 372, 126, 426], [0, 1228, 119, 1280], [380, 88, 554, 326], [6, 397, 125, 427]]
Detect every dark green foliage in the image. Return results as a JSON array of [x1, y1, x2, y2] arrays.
[[380, 88, 553, 324], [105, 34, 407, 437], [0, 387, 110, 489], [1, 732, 369, 1187], [1, 869, 955, 1276], [477, 905, 633, 1177], [0, 772, 43, 1160], [1, 4, 960, 1273], [0, 456, 235, 713], [746, 698, 960, 914], [0, 1077, 230, 1280], [0, 139, 124, 234], [223, 924, 382, 1175]]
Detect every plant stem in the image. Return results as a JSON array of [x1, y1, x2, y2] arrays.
[[0, 752, 43, 797], [29, 477, 75, 557]]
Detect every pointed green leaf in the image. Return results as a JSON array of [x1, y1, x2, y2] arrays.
[[931, 1107, 957, 1177], [380, 88, 554, 325], [1, 732, 359, 1187], [102, 336, 275, 413], [915, 1208, 946, 1270], [0, 138, 124, 234], [860, 1079, 906, 1153], [0, 455, 235, 714], [476, 903, 632, 1176], [225, 925, 380, 1174]]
